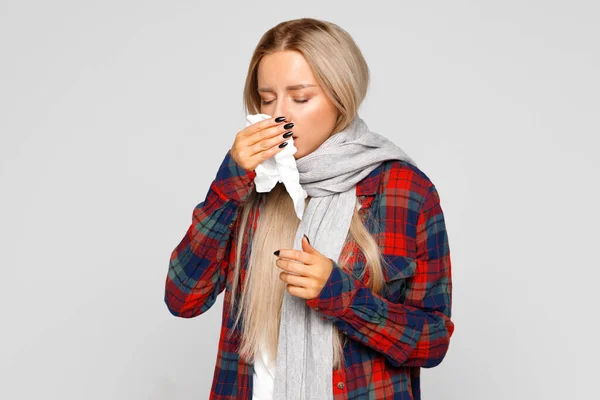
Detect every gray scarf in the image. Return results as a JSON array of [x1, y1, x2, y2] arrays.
[[272, 114, 418, 399]]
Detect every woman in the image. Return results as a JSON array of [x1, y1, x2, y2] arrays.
[[164, 17, 454, 400]]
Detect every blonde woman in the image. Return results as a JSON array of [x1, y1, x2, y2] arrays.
[[164, 17, 454, 400]]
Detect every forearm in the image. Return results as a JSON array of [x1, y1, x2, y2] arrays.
[[164, 150, 256, 317]]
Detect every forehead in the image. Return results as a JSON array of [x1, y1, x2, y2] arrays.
[[257, 50, 317, 88]]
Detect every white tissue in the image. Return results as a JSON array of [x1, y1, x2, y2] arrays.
[[245, 113, 308, 220]]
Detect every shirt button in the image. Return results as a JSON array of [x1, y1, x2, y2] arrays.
[[314, 306, 320, 311], [248, 181, 253, 187], [343, 330, 348, 334], [337, 382, 345, 389], [228, 222, 234, 228]]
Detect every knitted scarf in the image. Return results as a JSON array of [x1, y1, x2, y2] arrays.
[[272, 114, 418, 399]]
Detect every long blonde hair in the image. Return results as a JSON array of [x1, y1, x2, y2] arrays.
[[228, 18, 388, 371]]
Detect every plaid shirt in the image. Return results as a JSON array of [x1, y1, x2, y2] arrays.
[[164, 150, 454, 400]]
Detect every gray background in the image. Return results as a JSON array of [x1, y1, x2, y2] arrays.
[[1, 1, 598, 399]]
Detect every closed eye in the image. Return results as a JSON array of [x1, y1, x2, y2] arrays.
[[261, 99, 310, 105]]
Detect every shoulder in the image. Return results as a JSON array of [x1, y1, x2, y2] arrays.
[[377, 159, 436, 208]]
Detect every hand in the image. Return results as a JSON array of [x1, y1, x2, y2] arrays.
[[275, 235, 334, 300], [230, 115, 295, 172]]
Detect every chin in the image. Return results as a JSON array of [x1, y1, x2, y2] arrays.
[[293, 149, 305, 159], [292, 145, 302, 159]]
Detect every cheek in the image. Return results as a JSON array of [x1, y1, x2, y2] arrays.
[[295, 98, 336, 132], [298, 100, 336, 139], [297, 97, 329, 118]]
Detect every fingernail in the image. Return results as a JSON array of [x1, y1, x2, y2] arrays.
[[278, 142, 288, 148], [303, 234, 310, 245], [273, 250, 280, 256], [283, 122, 294, 130], [275, 116, 286, 123], [282, 131, 293, 138]]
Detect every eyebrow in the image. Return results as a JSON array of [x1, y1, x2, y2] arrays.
[[257, 84, 318, 93]]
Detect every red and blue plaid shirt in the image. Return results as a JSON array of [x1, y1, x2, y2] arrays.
[[164, 149, 454, 399]]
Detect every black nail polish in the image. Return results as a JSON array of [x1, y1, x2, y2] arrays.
[[282, 131, 293, 138], [278, 141, 288, 148], [303, 234, 310, 244], [273, 250, 280, 256], [283, 122, 294, 130], [275, 116, 286, 123]]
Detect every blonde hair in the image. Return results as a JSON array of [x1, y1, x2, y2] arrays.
[[228, 18, 387, 371]]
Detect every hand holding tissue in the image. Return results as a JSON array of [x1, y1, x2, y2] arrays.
[[245, 114, 308, 220]]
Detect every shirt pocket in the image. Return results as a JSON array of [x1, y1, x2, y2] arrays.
[[381, 255, 417, 303]]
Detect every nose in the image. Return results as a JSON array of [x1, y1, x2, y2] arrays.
[[273, 101, 291, 122]]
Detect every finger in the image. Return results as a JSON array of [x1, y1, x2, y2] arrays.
[[279, 271, 312, 288], [245, 119, 294, 149], [241, 140, 286, 167], [246, 130, 291, 160], [276, 258, 310, 277], [241, 115, 285, 136], [285, 284, 309, 299], [240, 115, 287, 141], [277, 249, 313, 265]]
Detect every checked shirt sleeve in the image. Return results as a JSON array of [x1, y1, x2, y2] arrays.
[[164, 149, 256, 318], [305, 184, 454, 368]]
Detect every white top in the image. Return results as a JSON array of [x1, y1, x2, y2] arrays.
[[252, 341, 276, 400]]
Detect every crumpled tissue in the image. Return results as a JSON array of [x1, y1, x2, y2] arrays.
[[245, 113, 307, 220]]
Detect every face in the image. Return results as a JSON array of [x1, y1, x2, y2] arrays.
[[257, 50, 339, 159]]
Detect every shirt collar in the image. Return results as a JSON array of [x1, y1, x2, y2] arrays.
[[356, 162, 385, 196]]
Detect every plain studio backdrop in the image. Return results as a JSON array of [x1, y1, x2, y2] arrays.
[[1, 1, 598, 399]]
